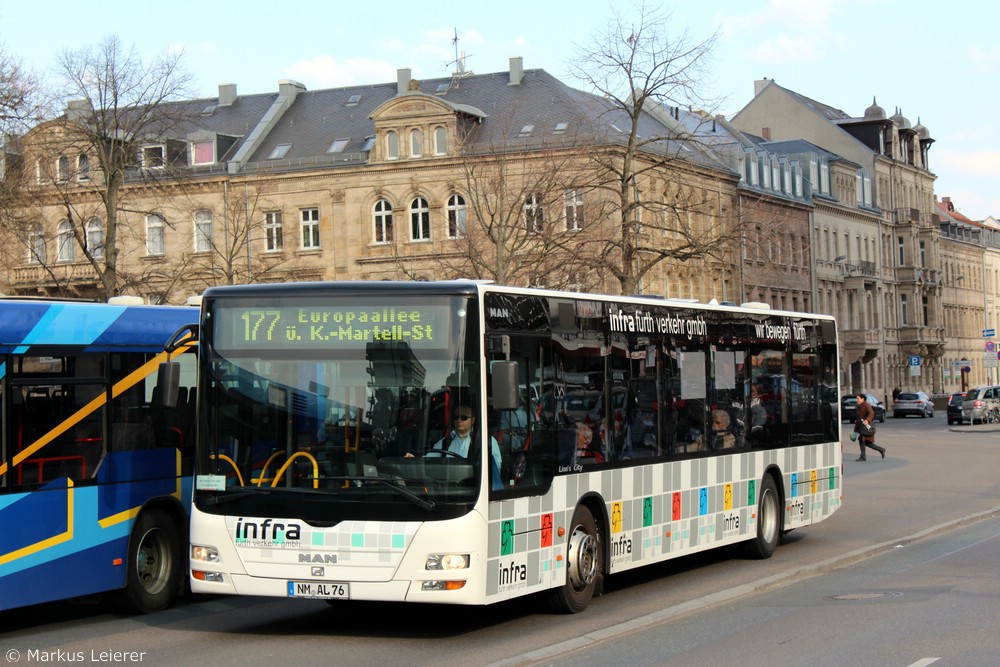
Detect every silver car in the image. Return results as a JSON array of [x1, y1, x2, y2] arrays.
[[892, 391, 934, 418], [961, 385, 1000, 424]]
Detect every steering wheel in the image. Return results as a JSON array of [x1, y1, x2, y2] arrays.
[[428, 449, 467, 460]]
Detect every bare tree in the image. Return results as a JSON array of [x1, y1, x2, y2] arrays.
[[401, 108, 595, 290], [181, 179, 294, 293], [571, 4, 738, 295], [0, 43, 47, 136], [34, 36, 195, 299]]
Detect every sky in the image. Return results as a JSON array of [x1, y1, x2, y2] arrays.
[[2, 0, 998, 219]]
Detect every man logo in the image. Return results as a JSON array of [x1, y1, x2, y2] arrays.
[[299, 553, 337, 564]]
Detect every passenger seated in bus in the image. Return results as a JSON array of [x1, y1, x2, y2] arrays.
[[711, 409, 736, 449], [406, 406, 503, 489]]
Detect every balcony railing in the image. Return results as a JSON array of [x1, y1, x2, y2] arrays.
[[841, 329, 881, 347], [12, 262, 100, 287]]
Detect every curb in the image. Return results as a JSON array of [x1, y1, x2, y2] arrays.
[[488, 505, 1000, 667]]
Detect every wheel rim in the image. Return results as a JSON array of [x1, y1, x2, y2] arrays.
[[567, 526, 598, 590], [136, 528, 171, 595], [759, 487, 778, 545]]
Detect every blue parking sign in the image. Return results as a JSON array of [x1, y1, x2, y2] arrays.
[[909, 355, 921, 366]]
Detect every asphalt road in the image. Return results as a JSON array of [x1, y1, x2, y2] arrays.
[[1, 417, 997, 667]]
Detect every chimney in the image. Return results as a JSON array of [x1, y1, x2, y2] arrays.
[[218, 83, 237, 107], [754, 78, 771, 97], [64, 99, 93, 124], [397, 68, 411, 95], [509, 56, 523, 85], [762, 127, 771, 140], [278, 79, 305, 102]]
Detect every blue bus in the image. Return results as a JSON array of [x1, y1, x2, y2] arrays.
[[0, 299, 197, 612]]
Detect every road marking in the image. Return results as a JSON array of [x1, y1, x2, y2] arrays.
[[906, 659, 940, 667]]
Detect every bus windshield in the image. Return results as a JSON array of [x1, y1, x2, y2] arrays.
[[197, 293, 482, 520]]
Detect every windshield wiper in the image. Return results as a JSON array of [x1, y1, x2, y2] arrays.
[[325, 476, 436, 511], [202, 487, 274, 506]]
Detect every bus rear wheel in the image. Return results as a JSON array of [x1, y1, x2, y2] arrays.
[[742, 475, 781, 559], [547, 505, 601, 613], [116, 508, 182, 613]]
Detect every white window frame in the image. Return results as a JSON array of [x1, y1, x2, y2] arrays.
[[447, 194, 466, 238], [146, 214, 165, 256], [86, 218, 104, 259], [300, 208, 320, 250], [142, 144, 166, 169], [194, 210, 213, 253], [373, 199, 393, 244], [410, 129, 423, 158], [410, 197, 430, 241], [434, 127, 447, 155], [564, 188, 584, 231], [264, 211, 284, 252], [523, 194, 544, 233], [57, 220, 74, 261], [28, 223, 45, 264], [386, 131, 399, 160], [192, 140, 215, 165]]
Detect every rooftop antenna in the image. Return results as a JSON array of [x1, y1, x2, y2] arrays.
[[445, 28, 473, 89]]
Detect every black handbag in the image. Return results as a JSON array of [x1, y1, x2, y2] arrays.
[[858, 420, 876, 437]]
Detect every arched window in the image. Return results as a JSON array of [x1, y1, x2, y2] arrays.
[[86, 218, 104, 259], [447, 194, 466, 238], [57, 220, 74, 261], [410, 129, 423, 157], [77, 154, 90, 181], [434, 127, 447, 155], [57, 156, 70, 182], [373, 199, 393, 243], [386, 131, 398, 160], [410, 197, 430, 241], [27, 223, 45, 264]]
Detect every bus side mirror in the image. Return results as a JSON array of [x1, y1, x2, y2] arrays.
[[157, 362, 181, 408], [492, 361, 519, 411]]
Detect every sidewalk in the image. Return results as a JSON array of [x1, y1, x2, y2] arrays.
[[949, 424, 1000, 434]]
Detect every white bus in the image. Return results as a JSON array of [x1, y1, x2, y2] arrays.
[[173, 281, 841, 612]]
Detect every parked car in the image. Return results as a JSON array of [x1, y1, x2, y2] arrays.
[[961, 385, 1000, 424], [840, 394, 886, 423], [947, 391, 966, 425], [893, 391, 934, 418]]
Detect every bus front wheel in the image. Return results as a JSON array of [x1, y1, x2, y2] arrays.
[[116, 508, 183, 613], [547, 505, 601, 613], [743, 474, 781, 559]]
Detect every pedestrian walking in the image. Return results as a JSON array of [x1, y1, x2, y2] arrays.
[[854, 393, 886, 461]]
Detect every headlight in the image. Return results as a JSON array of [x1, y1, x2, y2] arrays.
[[191, 545, 220, 562], [425, 553, 470, 570]]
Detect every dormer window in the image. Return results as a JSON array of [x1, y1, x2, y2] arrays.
[[346, 94, 362, 107], [142, 145, 165, 169], [519, 124, 534, 137], [327, 138, 350, 154], [268, 143, 292, 160], [192, 140, 215, 165], [553, 122, 568, 134]]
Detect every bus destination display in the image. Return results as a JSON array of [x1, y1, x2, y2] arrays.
[[215, 303, 452, 350]]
